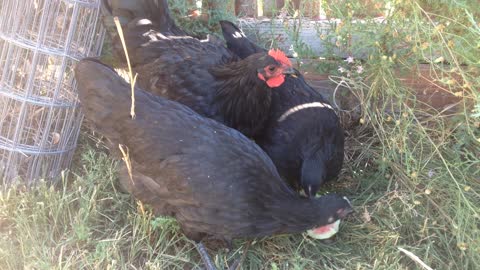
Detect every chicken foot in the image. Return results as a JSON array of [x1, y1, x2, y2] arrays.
[[195, 240, 252, 270], [195, 242, 218, 270]]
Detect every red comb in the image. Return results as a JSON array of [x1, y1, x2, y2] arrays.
[[268, 49, 291, 67]]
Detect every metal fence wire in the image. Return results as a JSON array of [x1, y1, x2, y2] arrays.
[[0, 0, 105, 185]]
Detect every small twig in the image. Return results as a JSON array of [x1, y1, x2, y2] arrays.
[[330, 76, 362, 113], [398, 247, 433, 270], [113, 17, 137, 119], [137, 200, 145, 216], [228, 240, 252, 270], [118, 144, 134, 185]]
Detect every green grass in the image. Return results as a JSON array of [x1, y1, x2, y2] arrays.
[[1, 134, 477, 269], [1, 0, 479, 269]]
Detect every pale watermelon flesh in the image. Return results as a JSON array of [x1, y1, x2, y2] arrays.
[[306, 220, 340, 239]]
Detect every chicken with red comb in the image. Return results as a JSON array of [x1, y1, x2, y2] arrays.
[[220, 20, 345, 199], [257, 49, 294, 88], [75, 58, 353, 270], [101, 0, 294, 138]]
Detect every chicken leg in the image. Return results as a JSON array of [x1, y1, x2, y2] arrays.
[[195, 241, 251, 270], [195, 242, 218, 270]]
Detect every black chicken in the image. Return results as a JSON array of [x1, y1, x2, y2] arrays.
[[101, 0, 294, 137], [218, 20, 266, 59], [75, 59, 353, 270], [220, 20, 345, 197]]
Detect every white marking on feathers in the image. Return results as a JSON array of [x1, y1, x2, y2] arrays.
[[343, 196, 352, 207], [232, 30, 246, 39], [277, 102, 335, 122], [137, 19, 152, 25]]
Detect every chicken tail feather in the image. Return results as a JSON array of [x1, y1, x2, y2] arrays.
[[101, 0, 183, 36]]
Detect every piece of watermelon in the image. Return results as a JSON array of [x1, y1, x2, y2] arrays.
[[306, 220, 340, 240]]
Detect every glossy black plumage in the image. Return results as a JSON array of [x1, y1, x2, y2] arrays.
[[256, 76, 345, 196], [220, 21, 345, 197], [74, 58, 352, 243], [101, 0, 291, 137], [219, 20, 266, 59]]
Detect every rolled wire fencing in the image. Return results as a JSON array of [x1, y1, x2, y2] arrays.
[[0, 0, 105, 185]]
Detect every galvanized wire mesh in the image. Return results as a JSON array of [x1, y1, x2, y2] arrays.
[[0, 0, 105, 185]]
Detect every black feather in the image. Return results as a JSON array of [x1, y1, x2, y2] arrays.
[[75, 59, 352, 242], [101, 0, 286, 137], [219, 20, 266, 59], [220, 20, 345, 196]]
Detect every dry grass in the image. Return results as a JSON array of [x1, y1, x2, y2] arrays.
[[1, 0, 479, 269], [113, 16, 138, 119]]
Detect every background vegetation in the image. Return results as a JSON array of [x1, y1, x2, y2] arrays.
[[1, 0, 479, 269]]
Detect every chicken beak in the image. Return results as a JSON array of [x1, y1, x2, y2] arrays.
[[282, 66, 296, 75], [345, 207, 355, 216]]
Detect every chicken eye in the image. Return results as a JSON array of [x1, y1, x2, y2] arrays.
[[268, 66, 276, 72]]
